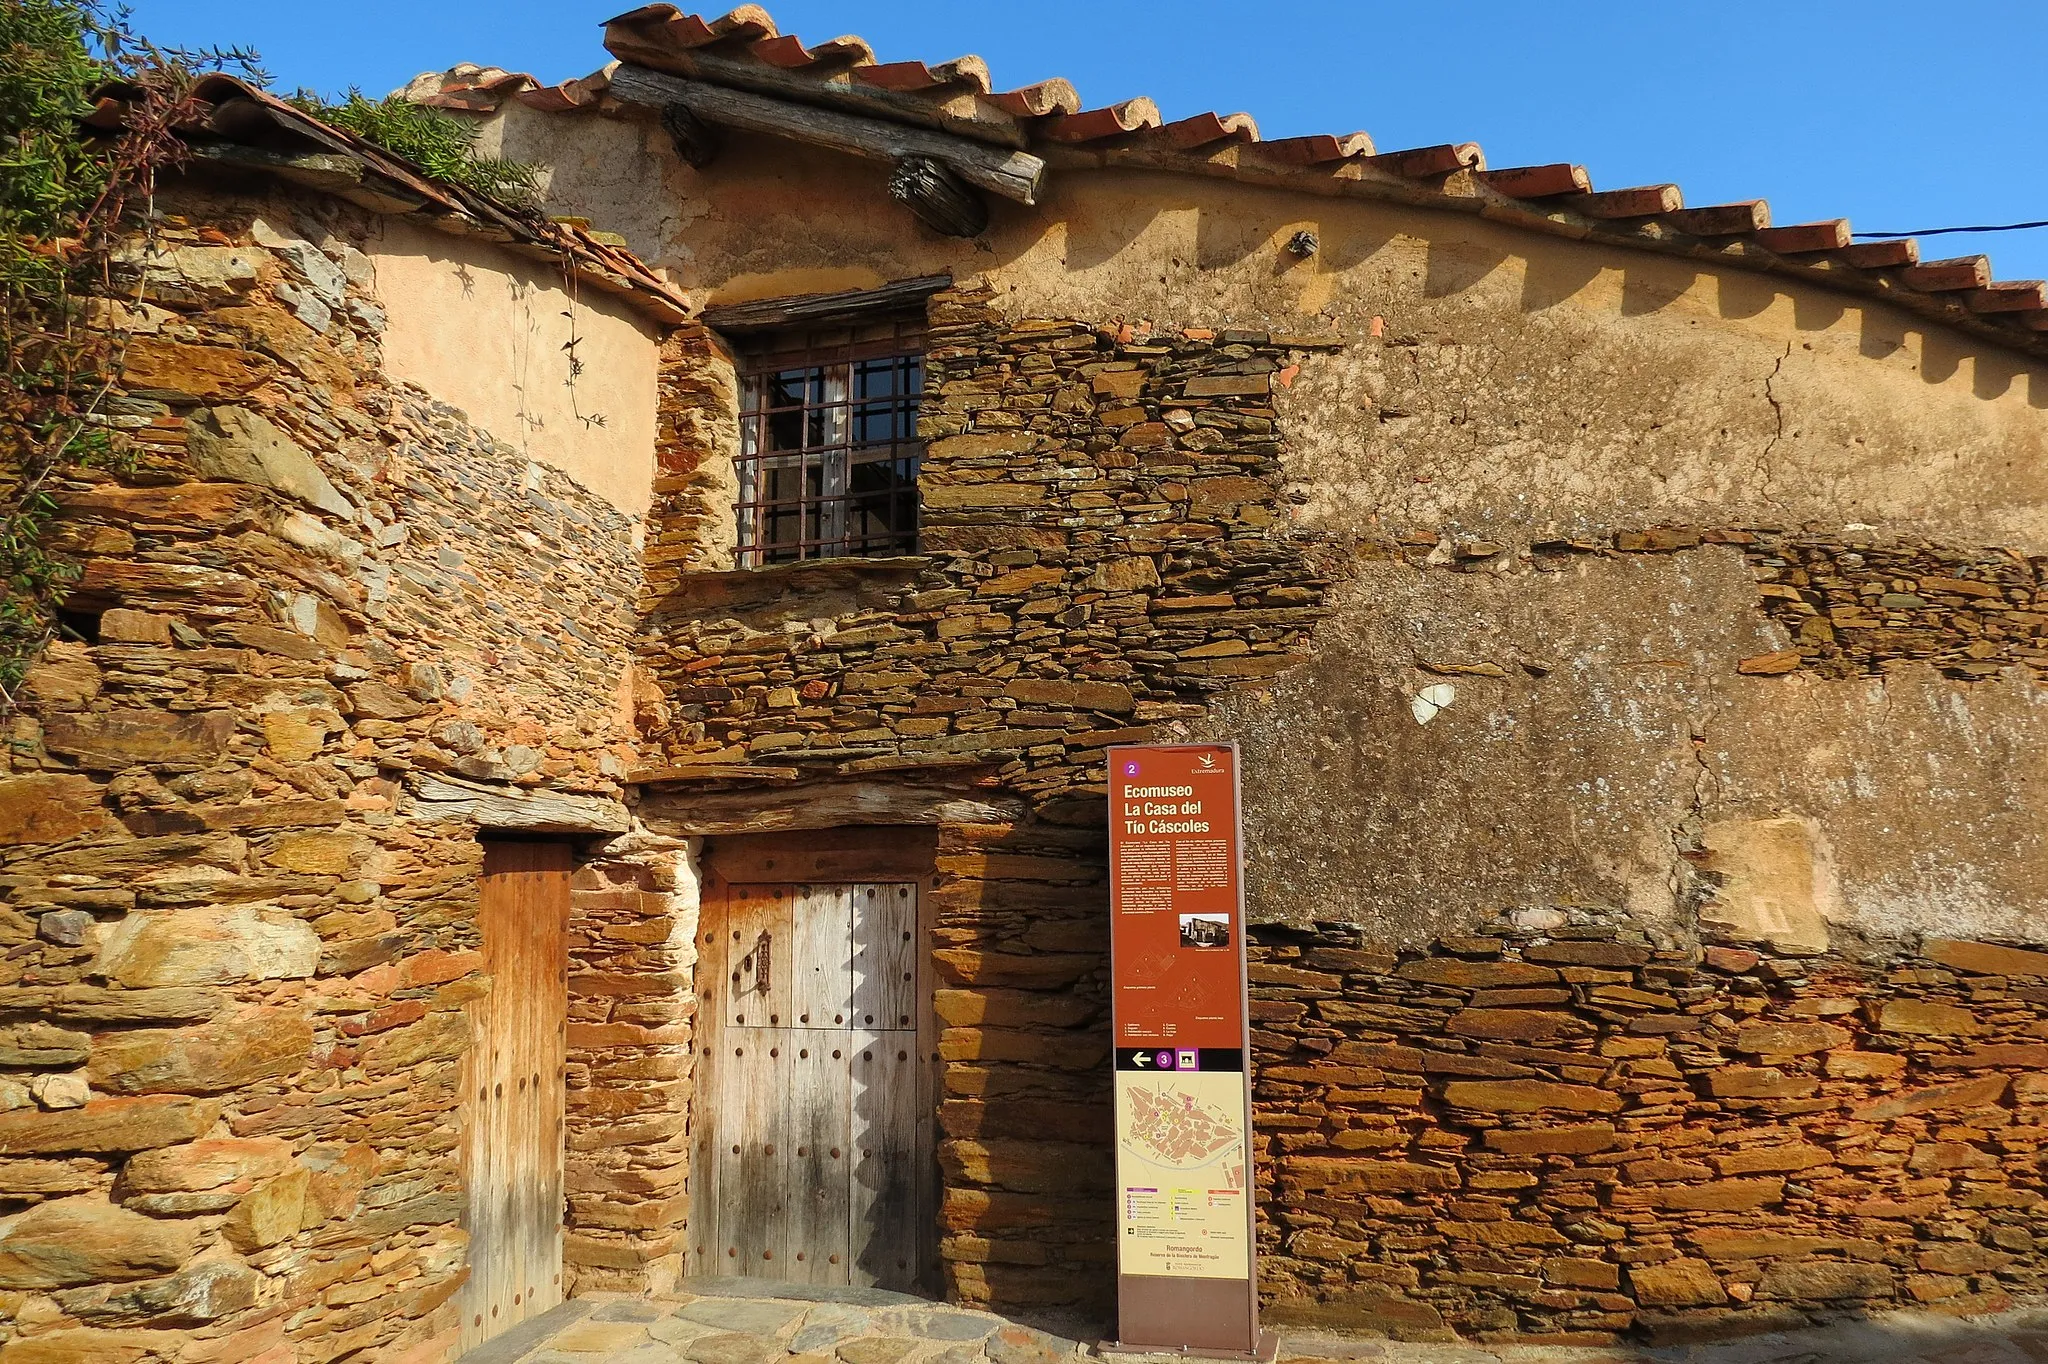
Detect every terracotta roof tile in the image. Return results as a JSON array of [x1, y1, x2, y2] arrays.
[[854, 56, 992, 94], [984, 80, 1080, 119], [1665, 201, 1769, 236], [748, 32, 874, 69], [1038, 97, 1159, 144], [1568, 185, 1683, 219], [1901, 256, 1991, 291], [1839, 239, 1918, 268], [1367, 143, 1483, 178], [1477, 163, 1590, 197], [1155, 111, 1260, 150], [1258, 132, 1375, 165], [411, 5, 2048, 354], [1753, 220, 1852, 254]]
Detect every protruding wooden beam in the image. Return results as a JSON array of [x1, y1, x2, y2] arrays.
[[890, 156, 988, 237], [607, 63, 1046, 203], [660, 101, 721, 168]]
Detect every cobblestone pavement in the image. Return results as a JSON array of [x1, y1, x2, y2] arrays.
[[477, 1283, 2048, 1364]]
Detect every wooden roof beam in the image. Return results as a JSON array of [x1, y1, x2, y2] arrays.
[[607, 64, 1045, 203]]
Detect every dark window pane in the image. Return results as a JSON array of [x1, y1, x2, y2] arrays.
[[735, 326, 924, 563]]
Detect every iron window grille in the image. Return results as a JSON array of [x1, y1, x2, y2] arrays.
[[734, 314, 925, 566]]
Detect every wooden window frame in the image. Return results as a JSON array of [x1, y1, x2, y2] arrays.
[[702, 277, 948, 569]]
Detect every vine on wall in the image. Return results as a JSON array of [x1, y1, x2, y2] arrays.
[[0, 0, 261, 706]]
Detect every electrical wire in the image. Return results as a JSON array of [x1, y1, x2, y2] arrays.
[[1854, 220, 2048, 239]]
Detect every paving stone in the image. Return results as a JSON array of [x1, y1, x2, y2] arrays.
[[985, 1324, 1082, 1364], [791, 1305, 876, 1352], [551, 1319, 655, 1352], [838, 1335, 927, 1364], [682, 1330, 793, 1364], [594, 1299, 671, 1323], [679, 1299, 810, 1335], [874, 1307, 1001, 1341], [605, 1348, 691, 1364], [650, 1317, 721, 1348], [680, 1279, 920, 1308]]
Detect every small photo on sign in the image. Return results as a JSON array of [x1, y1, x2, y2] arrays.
[[1178, 912, 1231, 949]]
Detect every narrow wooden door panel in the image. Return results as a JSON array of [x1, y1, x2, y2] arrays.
[[702, 877, 925, 1292], [459, 841, 570, 1354], [787, 1034, 851, 1281], [790, 885, 852, 1028], [849, 1027, 922, 1289], [850, 883, 917, 1032], [722, 1024, 786, 1275]]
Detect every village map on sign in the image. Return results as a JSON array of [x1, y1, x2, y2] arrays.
[[1121, 1080, 1245, 1186]]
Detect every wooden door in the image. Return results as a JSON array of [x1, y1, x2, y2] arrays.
[[694, 881, 926, 1289], [459, 841, 570, 1353]]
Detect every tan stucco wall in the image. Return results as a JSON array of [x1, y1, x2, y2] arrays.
[[492, 108, 2048, 551], [363, 214, 661, 518], [1208, 551, 2048, 952]]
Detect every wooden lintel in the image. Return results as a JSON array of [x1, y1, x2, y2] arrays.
[[407, 773, 630, 835], [606, 64, 1045, 205], [697, 286, 949, 332], [889, 156, 988, 237], [635, 779, 1024, 836]]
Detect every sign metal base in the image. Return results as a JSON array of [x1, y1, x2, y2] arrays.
[[1096, 1332, 1280, 1363]]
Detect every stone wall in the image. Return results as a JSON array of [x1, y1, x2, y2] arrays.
[[0, 187, 647, 1363], [1385, 527, 2048, 683], [931, 816, 1113, 1317], [632, 282, 1342, 799], [563, 840, 699, 1296], [1248, 918, 2048, 1344]]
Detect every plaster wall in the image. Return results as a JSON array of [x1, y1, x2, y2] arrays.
[[494, 109, 2048, 550], [364, 214, 662, 518], [1209, 551, 2048, 951]]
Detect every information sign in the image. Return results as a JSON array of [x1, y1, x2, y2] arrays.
[[1107, 744, 1270, 1360]]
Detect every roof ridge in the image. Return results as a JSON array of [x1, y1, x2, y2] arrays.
[[400, 4, 2048, 358]]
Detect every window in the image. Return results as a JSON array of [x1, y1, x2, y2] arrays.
[[734, 314, 925, 566]]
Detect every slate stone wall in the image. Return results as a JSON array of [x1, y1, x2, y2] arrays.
[[1249, 919, 2048, 1344], [564, 842, 699, 1295], [0, 188, 647, 1364], [632, 282, 1343, 797]]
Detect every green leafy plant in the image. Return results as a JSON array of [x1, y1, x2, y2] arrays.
[[289, 89, 542, 210], [0, 0, 261, 706]]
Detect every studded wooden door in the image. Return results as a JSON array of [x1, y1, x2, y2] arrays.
[[694, 882, 926, 1289], [458, 841, 569, 1354]]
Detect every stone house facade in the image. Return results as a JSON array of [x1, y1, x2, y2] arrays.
[[4, 7, 2048, 1361]]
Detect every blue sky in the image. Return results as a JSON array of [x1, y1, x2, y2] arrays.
[[133, 1, 2048, 282]]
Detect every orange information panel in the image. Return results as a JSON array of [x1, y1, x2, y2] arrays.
[[1107, 744, 1269, 1360]]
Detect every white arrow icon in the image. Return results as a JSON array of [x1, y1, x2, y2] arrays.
[[1131, 1051, 1150, 1067]]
